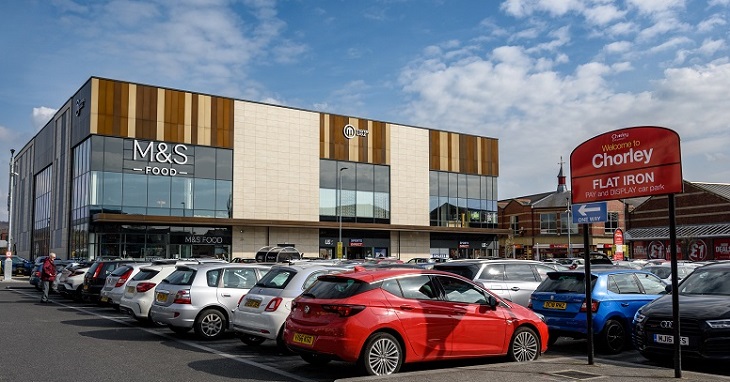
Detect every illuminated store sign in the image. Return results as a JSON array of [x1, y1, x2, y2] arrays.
[[131, 140, 189, 176], [343, 124, 369, 139]]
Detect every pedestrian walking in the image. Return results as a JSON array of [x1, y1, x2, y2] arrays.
[[40, 252, 57, 303]]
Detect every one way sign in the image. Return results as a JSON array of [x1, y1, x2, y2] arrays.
[[572, 201, 608, 224]]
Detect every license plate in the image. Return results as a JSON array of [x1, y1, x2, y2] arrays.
[[543, 301, 567, 310], [292, 333, 315, 345], [83, 285, 89, 290], [156, 292, 168, 303], [244, 299, 261, 308], [654, 334, 689, 346], [126, 286, 135, 294], [100, 296, 109, 302]]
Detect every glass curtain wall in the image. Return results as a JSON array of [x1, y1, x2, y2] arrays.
[[429, 171, 498, 228], [32, 166, 53, 259], [319, 160, 390, 224]]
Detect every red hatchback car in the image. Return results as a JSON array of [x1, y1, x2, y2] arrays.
[[283, 268, 549, 376]]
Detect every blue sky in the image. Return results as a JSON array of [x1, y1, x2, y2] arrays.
[[1, 0, 729, 221]]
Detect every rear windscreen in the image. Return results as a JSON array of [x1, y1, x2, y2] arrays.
[[256, 268, 296, 289], [132, 269, 160, 281], [164, 269, 196, 285], [535, 273, 596, 293], [110, 265, 132, 277], [304, 277, 372, 299]]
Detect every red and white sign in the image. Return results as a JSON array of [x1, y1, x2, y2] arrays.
[[687, 239, 708, 261], [714, 238, 730, 260], [648, 240, 666, 259], [570, 126, 683, 204], [613, 228, 624, 260]]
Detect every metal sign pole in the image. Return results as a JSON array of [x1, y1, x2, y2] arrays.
[[668, 194, 682, 378], [583, 223, 594, 365]]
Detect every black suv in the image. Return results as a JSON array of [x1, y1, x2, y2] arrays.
[[633, 261, 730, 361], [82, 259, 143, 303]]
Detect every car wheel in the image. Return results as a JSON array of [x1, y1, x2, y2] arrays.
[[508, 327, 540, 362], [358, 332, 403, 376], [169, 325, 192, 334], [300, 353, 332, 366], [599, 319, 626, 354], [194, 309, 226, 340], [240, 334, 266, 346]]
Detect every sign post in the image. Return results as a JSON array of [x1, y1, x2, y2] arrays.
[[570, 126, 683, 375]]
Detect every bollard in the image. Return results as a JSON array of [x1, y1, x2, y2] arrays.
[[3, 256, 12, 281]]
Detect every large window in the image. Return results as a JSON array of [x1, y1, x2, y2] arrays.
[[429, 171, 498, 228], [33, 166, 53, 257], [605, 212, 619, 234], [560, 212, 578, 235], [319, 160, 390, 224], [540, 213, 557, 234]]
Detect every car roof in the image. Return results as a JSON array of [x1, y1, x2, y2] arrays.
[[176, 262, 273, 271], [326, 267, 471, 283]]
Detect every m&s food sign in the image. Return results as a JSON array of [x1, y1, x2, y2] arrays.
[[570, 126, 683, 204]]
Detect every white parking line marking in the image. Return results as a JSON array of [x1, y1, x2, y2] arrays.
[[12, 290, 315, 382]]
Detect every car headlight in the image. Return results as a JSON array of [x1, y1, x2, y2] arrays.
[[633, 311, 646, 323], [706, 320, 730, 329]]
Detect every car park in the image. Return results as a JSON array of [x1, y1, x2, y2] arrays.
[[233, 262, 350, 351], [82, 259, 145, 302], [529, 269, 667, 354], [283, 267, 549, 376], [642, 263, 698, 283], [150, 262, 273, 340], [633, 261, 730, 361], [100, 262, 152, 309], [433, 259, 561, 307]]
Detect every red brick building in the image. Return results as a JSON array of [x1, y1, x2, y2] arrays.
[[499, 162, 639, 260], [625, 181, 730, 261]]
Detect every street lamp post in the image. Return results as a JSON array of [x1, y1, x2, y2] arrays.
[[4, 149, 17, 281], [337, 166, 348, 259], [566, 198, 572, 257]]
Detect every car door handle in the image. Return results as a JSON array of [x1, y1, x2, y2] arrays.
[[511, 287, 520, 291], [621, 303, 629, 307], [452, 309, 467, 316], [221, 293, 231, 297], [399, 304, 415, 311]]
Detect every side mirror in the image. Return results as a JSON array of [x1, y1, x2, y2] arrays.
[[665, 284, 673, 293]]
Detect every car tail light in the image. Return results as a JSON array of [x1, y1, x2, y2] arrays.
[[115, 268, 134, 287], [173, 289, 191, 304], [580, 300, 600, 313], [237, 294, 247, 308], [265, 297, 283, 312], [93, 265, 102, 279], [321, 304, 366, 317], [136, 282, 156, 293]]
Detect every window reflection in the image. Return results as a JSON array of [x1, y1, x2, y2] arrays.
[[319, 160, 390, 223], [429, 170, 498, 228]]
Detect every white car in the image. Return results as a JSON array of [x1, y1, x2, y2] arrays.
[[57, 262, 92, 301], [100, 262, 151, 308], [119, 261, 186, 324], [232, 263, 349, 352]]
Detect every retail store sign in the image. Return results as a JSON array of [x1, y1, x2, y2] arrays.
[[570, 126, 683, 203], [343, 124, 369, 139], [349, 239, 364, 247], [131, 140, 189, 176], [184, 235, 225, 244]]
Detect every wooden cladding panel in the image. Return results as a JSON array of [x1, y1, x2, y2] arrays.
[[319, 114, 387, 165], [430, 130, 498, 176], [93, 78, 233, 148]]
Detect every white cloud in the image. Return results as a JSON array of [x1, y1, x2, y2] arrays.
[[583, 4, 627, 26], [604, 41, 633, 54], [697, 13, 727, 33], [697, 38, 726, 56], [32, 107, 56, 131]]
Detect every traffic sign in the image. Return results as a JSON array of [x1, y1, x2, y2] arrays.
[[572, 202, 608, 224]]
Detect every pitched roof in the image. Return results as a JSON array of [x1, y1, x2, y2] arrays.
[[626, 223, 730, 240], [691, 182, 730, 202]]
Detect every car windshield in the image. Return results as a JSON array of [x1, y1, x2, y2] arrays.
[[678, 269, 730, 295], [132, 269, 160, 281], [433, 264, 480, 280], [535, 273, 597, 293]]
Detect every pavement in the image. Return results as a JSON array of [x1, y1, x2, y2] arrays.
[[3, 276, 729, 382]]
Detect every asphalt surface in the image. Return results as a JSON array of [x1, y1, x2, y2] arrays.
[[0, 275, 730, 382]]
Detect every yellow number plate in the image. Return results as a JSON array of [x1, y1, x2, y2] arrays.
[[543, 301, 567, 310], [100, 296, 109, 302], [292, 333, 315, 345], [126, 286, 135, 294], [156, 292, 168, 303], [244, 299, 261, 308]]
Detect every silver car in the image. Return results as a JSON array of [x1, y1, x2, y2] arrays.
[[149, 262, 273, 340], [232, 262, 349, 352], [433, 259, 560, 307]]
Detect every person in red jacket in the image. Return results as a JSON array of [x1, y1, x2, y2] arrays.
[[40, 252, 57, 303]]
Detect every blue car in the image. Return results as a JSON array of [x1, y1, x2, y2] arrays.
[[529, 268, 666, 354]]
